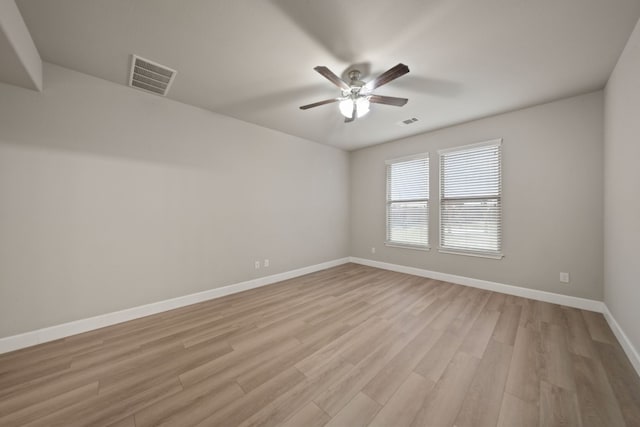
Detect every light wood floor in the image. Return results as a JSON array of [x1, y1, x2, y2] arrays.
[[1, 264, 639, 427]]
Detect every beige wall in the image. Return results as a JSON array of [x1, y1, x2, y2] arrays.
[[0, 63, 350, 338], [604, 18, 640, 353], [350, 92, 604, 300]]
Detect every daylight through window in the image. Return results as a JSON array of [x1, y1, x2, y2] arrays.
[[439, 140, 502, 257], [386, 154, 429, 249]]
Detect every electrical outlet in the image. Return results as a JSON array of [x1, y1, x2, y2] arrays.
[[371, 247, 376, 254], [264, 259, 270, 267], [560, 272, 570, 283], [254, 261, 260, 269]]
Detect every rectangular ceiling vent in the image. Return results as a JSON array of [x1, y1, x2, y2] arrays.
[[397, 117, 419, 126], [128, 54, 177, 96]]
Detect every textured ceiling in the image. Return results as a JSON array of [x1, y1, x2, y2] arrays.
[[15, 0, 640, 150]]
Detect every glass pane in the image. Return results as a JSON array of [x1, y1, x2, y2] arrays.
[[441, 145, 500, 198], [388, 201, 429, 247], [440, 198, 500, 252], [389, 158, 429, 201]]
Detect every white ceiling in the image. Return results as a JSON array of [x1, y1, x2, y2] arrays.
[[14, 0, 640, 150]]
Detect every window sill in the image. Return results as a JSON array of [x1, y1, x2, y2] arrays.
[[438, 248, 504, 260], [385, 242, 431, 251]]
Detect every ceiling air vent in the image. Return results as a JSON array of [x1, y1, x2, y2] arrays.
[[128, 55, 177, 96], [397, 117, 419, 126]]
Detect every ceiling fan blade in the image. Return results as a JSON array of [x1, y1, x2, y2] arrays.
[[299, 98, 342, 110], [365, 63, 410, 90], [368, 95, 409, 107], [344, 101, 357, 123], [314, 66, 350, 91]]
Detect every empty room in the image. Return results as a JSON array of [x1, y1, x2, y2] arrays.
[[1, 0, 640, 426]]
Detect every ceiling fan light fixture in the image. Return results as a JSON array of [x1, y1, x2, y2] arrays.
[[300, 63, 409, 122], [339, 97, 370, 118]]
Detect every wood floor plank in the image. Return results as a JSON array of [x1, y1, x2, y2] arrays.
[[455, 339, 514, 427], [429, 294, 469, 331], [404, 280, 440, 315], [446, 290, 491, 337], [312, 329, 411, 416], [485, 292, 506, 312], [409, 351, 480, 427], [0, 264, 638, 427], [192, 366, 306, 427], [535, 301, 565, 327], [491, 303, 522, 345], [107, 416, 136, 427], [0, 338, 102, 371], [572, 353, 626, 427], [98, 339, 233, 395], [296, 313, 354, 345], [181, 322, 254, 349], [436, 282, 465, 301], [458, 309, 500, 358], [504, 326, 542, 403], [323, 392, 380, 427], [368, 372, 434, 427], [0, 381, 98, 426], [540, 321, 577, 391], [229, 319, 308, 351], [178, 337, 299, 388], [562, 307, 597, 358], [413, 330, 464, 382], [497, 392, 539, 427], [294, 317, 381, 375], [539, 380, 583, 427], [582, 310, 617, 345], [338, 319, 398, 365], [236, 323, 347, 393], [0, 339, 184, 417], [517, 297, 538, 330], [238, 357, 354, 427], [0, 358, 71, 390], [280, 402, 329, 427], [595, 341, 640, 426], [134, 380, 244, 427], [254, 297, 328, 329], [362, 326, 442, 405], [24, 377, 183, 427]]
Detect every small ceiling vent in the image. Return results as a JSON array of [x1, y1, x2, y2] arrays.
[[397, 117, 419, 126], [128, 55, 177, 96]]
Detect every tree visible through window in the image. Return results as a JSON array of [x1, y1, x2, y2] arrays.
[[385, 154, 429, 249]]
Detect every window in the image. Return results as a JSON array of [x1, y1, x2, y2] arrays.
[[385, 154, 429, 249], [439, 139, 502, 258]]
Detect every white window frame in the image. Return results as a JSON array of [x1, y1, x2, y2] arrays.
[[385, 153, 430, 251], [438, 139, 503, 259]]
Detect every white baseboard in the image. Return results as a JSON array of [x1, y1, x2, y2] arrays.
[[350, 256, 640, 377], [602, 305, 640, 377], [3, 256, 639, 379], [350, 257, 604, 312], [0, 257, 350, 355]]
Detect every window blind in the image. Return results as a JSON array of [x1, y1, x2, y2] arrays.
[[439, 140, 502, 257], [386, 154, 429, 249]]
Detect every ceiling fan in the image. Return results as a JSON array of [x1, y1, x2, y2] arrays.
[[300, 63, 410, 123]]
